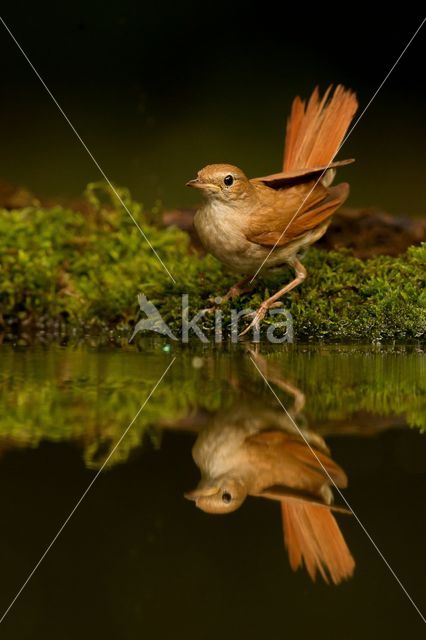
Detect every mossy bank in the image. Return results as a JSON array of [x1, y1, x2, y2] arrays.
[[0, 184, 425, 341]]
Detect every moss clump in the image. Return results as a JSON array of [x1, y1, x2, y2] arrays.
[[0, 183, 424, 341], [283, 246, 426, 340]]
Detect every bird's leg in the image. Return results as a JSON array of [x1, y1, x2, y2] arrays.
[[202, 275, 254, 314], [247, 349, 305, 415], [239, 258, 306, 337], [221, 275, 254, 302]]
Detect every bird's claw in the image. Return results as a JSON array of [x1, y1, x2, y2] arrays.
[[239, 306, 267, 337], [238, 302, 283, 338]]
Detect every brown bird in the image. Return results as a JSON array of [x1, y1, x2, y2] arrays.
[[187, 85, 358, 335], [184, 405, 355, 585]]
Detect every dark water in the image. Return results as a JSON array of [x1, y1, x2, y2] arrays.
[[0, 342, 424, 638]]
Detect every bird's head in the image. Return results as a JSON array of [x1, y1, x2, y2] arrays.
[[186, 164, 252, 202], [184, 476, 247, 514]]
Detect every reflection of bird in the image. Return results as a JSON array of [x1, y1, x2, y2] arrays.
[[185, 406, 355, 584], [187, 85, 358, 334]]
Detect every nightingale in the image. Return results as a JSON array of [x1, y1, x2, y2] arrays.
[[184, 403, 355, 585], [187, 85, 358, 335]]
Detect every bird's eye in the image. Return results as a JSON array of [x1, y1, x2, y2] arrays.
[[222, 492, 232, 504], [223, 175, 234, 187]]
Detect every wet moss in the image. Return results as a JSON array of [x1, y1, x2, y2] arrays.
[[0, 183, 424, 341]]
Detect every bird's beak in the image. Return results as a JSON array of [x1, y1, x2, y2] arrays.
[[186, 179, 220, 192], [184, 485, 220, 500], [186, 178, 202, 188]]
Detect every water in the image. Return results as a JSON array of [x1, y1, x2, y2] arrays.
[[0, 342, 424, 638]]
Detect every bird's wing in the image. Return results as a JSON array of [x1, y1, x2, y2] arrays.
[[246, 430, 347, 488], [245, 182, 348, 246], [253, 158, 353, 189], [284, 437, 348, 488], [257, 485, 350, 514]]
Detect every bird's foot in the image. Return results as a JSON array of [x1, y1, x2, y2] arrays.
[[199, 305, 216, 316], [239, 308, 266, 337], [239, 302, 283, 337], [223, 285, 246, 301], [205, 287, 241, 307], [218, 276, 254, 304]]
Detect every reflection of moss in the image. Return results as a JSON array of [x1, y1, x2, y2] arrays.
[[0, 183, 425, 340], [263, 345, 426, 431], [0, 346, 423, 470], [0, 346, 237, 469]]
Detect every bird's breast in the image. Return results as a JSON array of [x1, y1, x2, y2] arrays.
[[194, 198, 321, 273], [194, 201, 267, 273]]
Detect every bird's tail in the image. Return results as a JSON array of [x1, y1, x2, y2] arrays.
[[281, 500, 355, 585], [283, 85, 358, 171]]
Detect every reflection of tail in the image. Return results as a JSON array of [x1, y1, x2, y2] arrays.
[[281, 501, 355, 585]]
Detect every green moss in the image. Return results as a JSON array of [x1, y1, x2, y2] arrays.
[[0, 183, 425, 341]]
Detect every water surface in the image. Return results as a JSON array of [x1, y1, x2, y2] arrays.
[[0, 342, 424, 638]]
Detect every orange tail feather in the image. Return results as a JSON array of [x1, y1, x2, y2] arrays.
[[281, 500, 355, 585], [283, 85, 358, 171]]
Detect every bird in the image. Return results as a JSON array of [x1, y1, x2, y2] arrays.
[[184, 403, 355, 585], [186, 85, 358, 335]]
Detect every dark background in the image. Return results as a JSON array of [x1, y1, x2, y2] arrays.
[[0, 429, 425, 640], [1, 4, 425, 212]]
